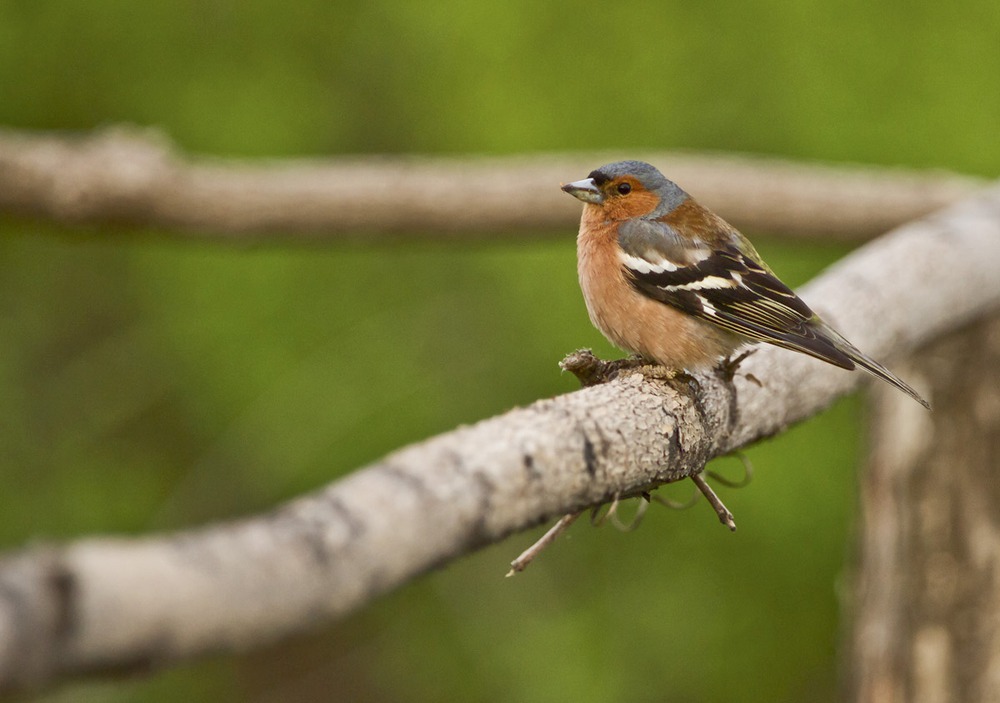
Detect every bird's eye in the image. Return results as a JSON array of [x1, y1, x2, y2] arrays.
[[616, 182, 632, 195]]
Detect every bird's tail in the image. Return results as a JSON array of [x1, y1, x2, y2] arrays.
[[822, 325, 930, 409], [844, 348, 930, 409]]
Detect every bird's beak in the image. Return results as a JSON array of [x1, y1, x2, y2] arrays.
[[561, 178, 604, 204]]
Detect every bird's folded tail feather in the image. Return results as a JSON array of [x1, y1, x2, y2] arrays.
[[819, 323, 931, 410], [840, 344, 930, 409]]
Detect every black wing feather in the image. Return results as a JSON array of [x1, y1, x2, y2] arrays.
[[617, 228, 930, 408], [625, 244, 856, 370]]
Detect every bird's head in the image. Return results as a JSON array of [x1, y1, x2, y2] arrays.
[[561, 160, 688, 221]]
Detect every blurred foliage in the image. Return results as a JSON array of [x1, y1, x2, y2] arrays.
[[0, 0, 997, 701]]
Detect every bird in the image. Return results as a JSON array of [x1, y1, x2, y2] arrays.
[[561, 160, 930, 409]]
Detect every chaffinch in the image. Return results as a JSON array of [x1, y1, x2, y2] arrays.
[[562, 160, 929, 409]]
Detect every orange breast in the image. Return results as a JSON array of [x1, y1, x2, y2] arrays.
[[576, 206, 742, 370]]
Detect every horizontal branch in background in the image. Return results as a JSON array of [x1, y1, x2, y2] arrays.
[[0, 125, 984, 241], [1, 178, 999, 693]]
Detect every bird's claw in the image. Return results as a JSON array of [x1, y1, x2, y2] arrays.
[[562, 350, 682, 387], [719, 348, 757, 383]]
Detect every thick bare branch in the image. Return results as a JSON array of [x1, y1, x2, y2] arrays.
[[846, 313, 1000, 701], [1, 182, 999, 693], [0, 125, 983, 241]]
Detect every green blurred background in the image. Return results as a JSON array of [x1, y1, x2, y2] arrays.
[[1, 1, 997, 701]]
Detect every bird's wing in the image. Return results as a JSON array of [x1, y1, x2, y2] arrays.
[[617, 219, 855, 369]]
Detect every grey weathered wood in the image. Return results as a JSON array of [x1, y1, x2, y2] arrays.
[[846, 312, 1000, 702], [0, 125, 982, 241]]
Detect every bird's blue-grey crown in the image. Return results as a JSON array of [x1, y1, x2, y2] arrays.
[[588, 160, 689, 217]]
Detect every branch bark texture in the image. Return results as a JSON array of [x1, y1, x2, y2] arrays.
[[0, 125, 983, 241], [1, 180, 1000, 693]]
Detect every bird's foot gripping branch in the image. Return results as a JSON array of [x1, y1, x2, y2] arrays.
[[560, 349, 684, 387], [509, 348, 744, 577]]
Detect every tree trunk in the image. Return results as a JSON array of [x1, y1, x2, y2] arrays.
[[847, 311, 1000, 702]]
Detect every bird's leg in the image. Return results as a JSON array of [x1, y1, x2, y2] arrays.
[[690, 473, 737, 531], [560, 349, 616, 386], [719, 348, 757, 383], [668, 369, 703, 395], [608, 353, 658, 373], [561, 350, 692, 388]]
